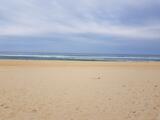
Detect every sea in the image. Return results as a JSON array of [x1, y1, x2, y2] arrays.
[[0, 52, 160, 62]]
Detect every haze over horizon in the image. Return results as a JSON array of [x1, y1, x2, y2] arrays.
[[0, 0, 160, 54]]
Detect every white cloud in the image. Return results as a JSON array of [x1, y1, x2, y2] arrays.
[[0, 0, 160, 40]]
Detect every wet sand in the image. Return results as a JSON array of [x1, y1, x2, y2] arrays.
[[0, 60, 160, 120]]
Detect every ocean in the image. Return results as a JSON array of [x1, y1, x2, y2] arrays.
[[0, 52, 160, 61]]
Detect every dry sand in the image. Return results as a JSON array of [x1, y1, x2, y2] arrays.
[[0, 60, 160, 120]]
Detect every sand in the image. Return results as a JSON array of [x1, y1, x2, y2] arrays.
[[0, 60, 160, 120]]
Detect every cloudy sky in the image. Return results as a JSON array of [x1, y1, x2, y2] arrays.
[[0, 0, 160, 54]]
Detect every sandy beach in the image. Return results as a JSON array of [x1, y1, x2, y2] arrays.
[[0, 60, 160, 120]]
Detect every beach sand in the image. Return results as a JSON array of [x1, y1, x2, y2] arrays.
[[0, 60, 160, 120]]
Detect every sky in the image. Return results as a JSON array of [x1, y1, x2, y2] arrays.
[[0, 0, 160, 54]]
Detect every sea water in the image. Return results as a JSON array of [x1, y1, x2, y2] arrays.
[[0, 52, 160, 61]]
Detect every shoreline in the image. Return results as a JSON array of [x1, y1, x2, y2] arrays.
[[0, 59, 160, 67], [0, 59, 160, 65]]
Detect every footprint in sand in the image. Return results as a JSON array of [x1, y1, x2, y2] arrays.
[[122, 85, 126, 88], [0, 103, 9, 109], [75, 107, 80, 111], [154, 85, 158, 88], [92, 76, 101, 80], [0, 103, 5, 107], [31, 109, 38, 113], [4, 106, 9, 109]]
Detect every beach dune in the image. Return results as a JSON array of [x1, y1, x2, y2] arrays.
[[0, 60, 160, 120]]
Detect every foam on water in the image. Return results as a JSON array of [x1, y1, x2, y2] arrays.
[[0, 52, 160, 61]]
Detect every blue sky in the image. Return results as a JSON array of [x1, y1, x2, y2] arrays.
[[0, 0, 160, 54]]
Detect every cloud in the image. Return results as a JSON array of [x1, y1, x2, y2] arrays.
[[0, 0, 160, 40]]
